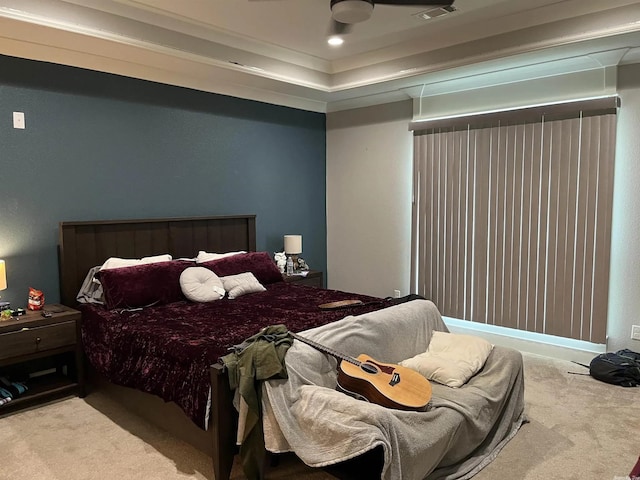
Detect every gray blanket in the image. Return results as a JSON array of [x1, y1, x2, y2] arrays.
[[262, 300, 525, 480]]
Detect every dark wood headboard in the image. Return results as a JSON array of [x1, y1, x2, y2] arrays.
[[58, 215, 256, 307]]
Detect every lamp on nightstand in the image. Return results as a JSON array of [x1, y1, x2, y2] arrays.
[[284, 235, 302, 272], [0, 260, 9, 311]]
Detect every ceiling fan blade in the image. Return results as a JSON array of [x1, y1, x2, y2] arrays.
[[328, 19, 353, 36], [374, 0, 454, 5]]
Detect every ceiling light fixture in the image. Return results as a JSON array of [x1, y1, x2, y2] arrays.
[[328, 36, 344, 46]]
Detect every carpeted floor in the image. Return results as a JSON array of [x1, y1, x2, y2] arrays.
[[0, 352, 638, 480], [475, 353, 639, 480]]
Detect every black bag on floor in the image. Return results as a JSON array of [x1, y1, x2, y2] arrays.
[[589, 349, 640, 387]]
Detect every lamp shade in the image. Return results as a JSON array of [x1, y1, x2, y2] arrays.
[[0, 260, 6, 291], [284, 235, 302, 255]]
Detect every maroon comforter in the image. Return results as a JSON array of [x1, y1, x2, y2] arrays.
[[81, 281, 394, 428]]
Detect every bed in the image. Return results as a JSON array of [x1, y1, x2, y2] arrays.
[[58, 215, 399, 479], [58, 215, 525, 480]]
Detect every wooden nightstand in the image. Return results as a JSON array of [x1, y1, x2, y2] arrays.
[[0, 304, 84, 415], [283, 270, 324, 288]]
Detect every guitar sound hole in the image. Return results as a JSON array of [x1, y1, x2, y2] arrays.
[[361, 363, 378, 374]]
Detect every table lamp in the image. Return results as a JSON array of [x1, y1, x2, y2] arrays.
[[284, 235, 302, 272], [0, 260, 9, 311]]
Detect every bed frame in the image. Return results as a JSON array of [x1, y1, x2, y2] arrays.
[[58, 215, 256, 480]]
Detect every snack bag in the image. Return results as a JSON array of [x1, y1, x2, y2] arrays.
[[27, 287, 45, 310]]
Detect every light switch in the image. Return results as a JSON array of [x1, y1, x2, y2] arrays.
[[13, 112, 25, 129]]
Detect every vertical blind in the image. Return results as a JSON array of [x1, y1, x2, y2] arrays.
[[410, 98, 618, 343]]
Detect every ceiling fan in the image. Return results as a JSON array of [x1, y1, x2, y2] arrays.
[[330, 0, 455, 35], [251, 0, 456, 36]]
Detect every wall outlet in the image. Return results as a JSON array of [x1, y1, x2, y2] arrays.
[[632, 325, 640, 341], [393, 289, 401, 298], [13, 112, 25, 129]]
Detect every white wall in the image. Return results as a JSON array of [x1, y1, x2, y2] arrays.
[[326, 66, 640, 356], [326, 101, 413, 298], [608, 63, 640, 352]]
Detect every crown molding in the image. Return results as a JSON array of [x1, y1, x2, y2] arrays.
[[1, 1, 640, 113]]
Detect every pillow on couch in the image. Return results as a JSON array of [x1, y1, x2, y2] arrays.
[[399, 331, 494, 387], [221, 272, 266, 299], [200, 251, 283, 285], [180, 267, 225, 303], [98, 260, 194, 309]]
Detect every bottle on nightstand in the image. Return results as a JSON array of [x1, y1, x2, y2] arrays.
[[286, 257, 294, 276]]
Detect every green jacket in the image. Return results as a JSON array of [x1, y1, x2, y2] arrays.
[[221, 324, 292, 480]]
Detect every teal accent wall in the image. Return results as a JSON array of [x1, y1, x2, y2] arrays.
[[0, 55, 326, 307]]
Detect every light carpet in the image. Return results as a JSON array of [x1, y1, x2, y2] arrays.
[[0, 353, 638, 480]]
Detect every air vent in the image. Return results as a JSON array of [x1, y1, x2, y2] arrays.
[[414, 5, 457, 20]]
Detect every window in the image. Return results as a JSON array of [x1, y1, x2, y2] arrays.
[[410, 97, 618, 343]]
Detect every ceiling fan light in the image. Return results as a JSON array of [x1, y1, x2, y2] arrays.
[[331, 0, 374, 24], [328, 36, 344, 46]]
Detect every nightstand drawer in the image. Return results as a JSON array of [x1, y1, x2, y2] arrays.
[[283, 270, 324, 288], [0, 321, 76, 361]]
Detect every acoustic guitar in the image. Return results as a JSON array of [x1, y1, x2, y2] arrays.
[[289, 332, 432, 411]]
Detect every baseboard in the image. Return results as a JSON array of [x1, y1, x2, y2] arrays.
[[443, 317, 606, 365]]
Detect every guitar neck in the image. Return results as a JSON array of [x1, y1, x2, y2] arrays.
[[289, 332, 360, 367]]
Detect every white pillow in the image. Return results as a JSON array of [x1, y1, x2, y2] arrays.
[[179, 267, 225, 303], [399, 331, 494, 388], [195, 250, 246, 264], [100, 254, 173, 270], [220, 272, 266, 299]]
